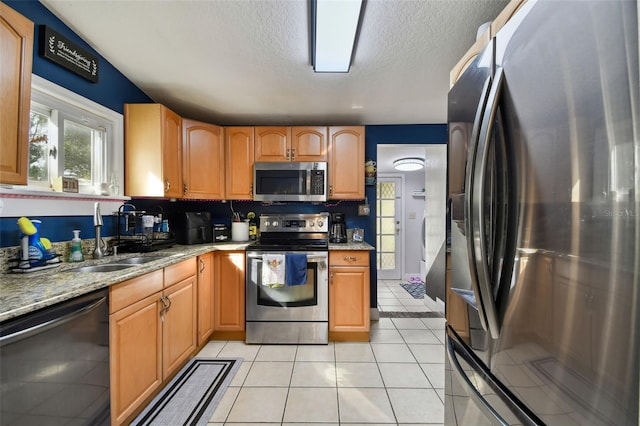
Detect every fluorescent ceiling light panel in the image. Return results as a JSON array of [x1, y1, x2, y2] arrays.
[[314, 0, 363, 73]]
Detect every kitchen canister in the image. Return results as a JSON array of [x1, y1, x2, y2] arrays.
[[231, 221, 249, 242]]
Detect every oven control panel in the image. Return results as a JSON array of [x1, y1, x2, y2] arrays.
[[259, 213, 329, 233]]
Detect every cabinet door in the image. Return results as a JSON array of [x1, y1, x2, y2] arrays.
[[328, 126, 365, 200], [162, 106, 183, 198], [225, 127, 254, 199], [182, 119, 224, 199], [197, 252, 215, 346], [110, 292, 162, 425], [163, 275, 197, 379], [292, 126, 328, 162], [254, 126, 291, 162], [0, 3, 33, 185], [125, 104, 181, 197], [214, 251, 245, 332], [329, 265, 370, 333]]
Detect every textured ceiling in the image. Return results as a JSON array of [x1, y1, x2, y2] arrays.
[[40, 0, 509, 126]]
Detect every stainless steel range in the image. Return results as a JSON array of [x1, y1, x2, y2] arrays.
[[246, 213, 329, 344]]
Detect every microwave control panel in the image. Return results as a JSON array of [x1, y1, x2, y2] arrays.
[[310, 170, 325, 195]]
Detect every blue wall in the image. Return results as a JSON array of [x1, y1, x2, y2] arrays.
[[4, 0, 152, 114]]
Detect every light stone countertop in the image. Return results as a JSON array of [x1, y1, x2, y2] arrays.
[[0, 242, 251, 323], [328, 241, 375, 251], [1, 241, 374, 323]]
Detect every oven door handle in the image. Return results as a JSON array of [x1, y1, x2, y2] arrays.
[[246, 253, 328, 262]]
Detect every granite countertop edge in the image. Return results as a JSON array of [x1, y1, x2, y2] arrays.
[[0, 242, 251, 323], [1, 241, 375, 322]]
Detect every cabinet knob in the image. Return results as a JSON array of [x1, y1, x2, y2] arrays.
[[183, 183, 189, 195], [164, 178, 171, 192], [200, 259, 205, 273], [291, 148, 296, 160], [344, 256, 357, 262], [329, 185, 333, 195], [330, 272, 334, 284]]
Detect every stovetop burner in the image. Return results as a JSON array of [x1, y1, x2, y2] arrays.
[[252, 213, 329, 251]]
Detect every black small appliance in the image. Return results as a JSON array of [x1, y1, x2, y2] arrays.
[[329, 212, 347, 243]]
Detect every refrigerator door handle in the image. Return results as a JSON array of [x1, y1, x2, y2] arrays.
[[464, 73, 493, 336], [446, 333, 509, 426], [470, 66, 506, 339]]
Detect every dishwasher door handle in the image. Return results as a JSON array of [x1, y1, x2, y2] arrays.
[[0, 296, 107, 347]]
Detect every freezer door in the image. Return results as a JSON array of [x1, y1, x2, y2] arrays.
[[487, 0, 639, 424], [445, 326, 542, 426]]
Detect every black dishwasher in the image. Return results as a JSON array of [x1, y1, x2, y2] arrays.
[[0, 288, 110, 425]]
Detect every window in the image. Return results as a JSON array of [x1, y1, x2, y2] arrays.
[[26, 75, 123, 196]]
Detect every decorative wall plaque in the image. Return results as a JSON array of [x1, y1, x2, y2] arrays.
[[39, 25, 99, 83]]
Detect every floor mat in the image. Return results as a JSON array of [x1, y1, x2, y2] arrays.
[[131, 357, 242, 426], [379, 311, 443, 318], [400, 282, 425, 299]]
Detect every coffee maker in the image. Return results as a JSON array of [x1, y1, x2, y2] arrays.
[[329, 212, 347, 243]]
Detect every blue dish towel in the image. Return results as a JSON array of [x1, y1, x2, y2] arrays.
[[285, 253, 307, 286]]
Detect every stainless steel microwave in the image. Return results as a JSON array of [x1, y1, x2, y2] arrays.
[[253, 161, 327, 202]]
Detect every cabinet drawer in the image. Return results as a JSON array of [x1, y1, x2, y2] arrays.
[[110, 269, 164, 314], [164, 258, 196, 286], [330, 251, 369, 267]]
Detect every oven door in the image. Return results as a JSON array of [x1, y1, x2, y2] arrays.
[[246, 250, 328, 322]]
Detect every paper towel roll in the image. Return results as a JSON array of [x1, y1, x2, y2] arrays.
[[231, 222, 249, 242]]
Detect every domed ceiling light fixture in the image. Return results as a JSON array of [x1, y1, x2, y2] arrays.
[[393, 157, 424, 171]]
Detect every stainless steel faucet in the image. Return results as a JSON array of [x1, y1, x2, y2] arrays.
[[93, 202, 105, 259]]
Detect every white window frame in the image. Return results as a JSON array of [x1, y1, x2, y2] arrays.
[[0, 75, 128, 217]]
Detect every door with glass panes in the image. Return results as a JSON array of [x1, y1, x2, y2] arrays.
[[376, 177, 402, 280]]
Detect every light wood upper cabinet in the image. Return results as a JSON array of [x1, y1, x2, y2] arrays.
[[292, 126, 328, 161], [328, 126, 365, 200], [0, 3, 33, 185], [125, 104, 183, 198], [197, 252, 215, 346], [329, 250, 370, 341], [213, 251, 245, 335], [255, 126, 327, 162], [224, 127, 254, 199], [182, 119, 224, 199], [254, 126, 291, 162]]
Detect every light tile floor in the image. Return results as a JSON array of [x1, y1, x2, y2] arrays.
[[377, 279, 435, 313], [199, 279, 446, 425]]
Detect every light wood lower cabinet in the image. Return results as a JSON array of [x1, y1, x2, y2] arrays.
[[212, 251, 246, 340], [329, 250, 370, 341], [109, 258, 197, 425], [197, 252, 215, 346]]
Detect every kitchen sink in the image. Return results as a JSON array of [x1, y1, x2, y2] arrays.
[[68, 264, 135, 273], [108, 256, 166, 265]]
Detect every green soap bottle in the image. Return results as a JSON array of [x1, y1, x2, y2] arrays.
[[69, 230, 84, 262]]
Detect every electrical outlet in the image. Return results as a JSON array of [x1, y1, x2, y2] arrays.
[[358, 204, 370, 216]]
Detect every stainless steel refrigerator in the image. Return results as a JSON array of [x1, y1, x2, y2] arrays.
[[445, 1, 638, 424]]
